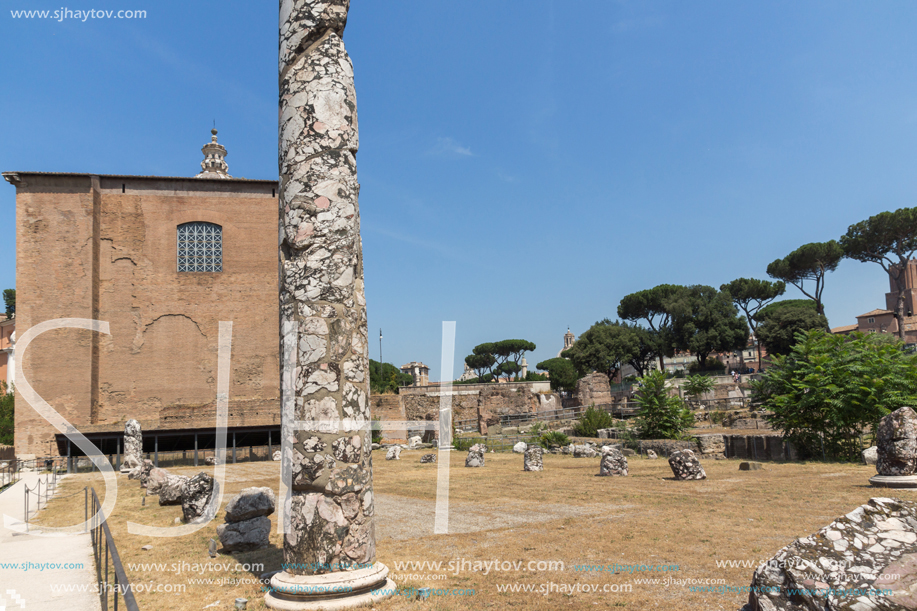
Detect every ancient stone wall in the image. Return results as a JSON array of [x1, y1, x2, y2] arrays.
[[573, 372, 612, 406], [370, 394, 406, 443], [400, 383, 559, 426], [12, 173, 280, 456]]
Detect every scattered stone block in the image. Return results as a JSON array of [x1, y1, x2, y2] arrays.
[[523, 447, 543, 472], [877, 407, 917, 476], [740, 498, 917, 611], [158, 475, 189, 506], [385, 446, 401, 461], [573, 444, 598, 458], [862, 445, 878, 466], [138, 459, 154, 488], [622, 448, 635, 457], [217, 516, 271, 552], [513, 442, 527, 453], [181, 472, 216, 522], [646, 450, 658, 460], [408, 436, 423, 449], [146, 468, 172, 495], [225, 487, 275, 523], [501, 427, 519, 436], [668, 450, 706, 480], [465, 445, 485, 468], [599, 447, 628, 477], [272, 451, 281, 462], [739, 462, 763, 471], [420, 454, 436, 464], [141, 545, 153, 551]]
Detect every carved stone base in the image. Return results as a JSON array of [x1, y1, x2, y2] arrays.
[[869, 474, 917, 489], [264, 563, 394, 610]]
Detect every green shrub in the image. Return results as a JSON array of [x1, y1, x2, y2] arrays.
[[538, 430, 571, 449], [0, 382, 12, 446], [528, 421, 547, 435], [572, 406, 615, 437], [634, 371, 694, 440], [754, 329, 917, 461], [453, 437, 483, 452], [682, 374, 715, 403]]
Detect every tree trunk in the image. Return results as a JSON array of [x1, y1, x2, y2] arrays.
[[896, 291, 907, 341]]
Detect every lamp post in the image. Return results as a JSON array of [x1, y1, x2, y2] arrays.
[[379, 328, 383, 366]]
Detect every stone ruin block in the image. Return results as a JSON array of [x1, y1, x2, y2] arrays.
[[465, 444, 485, 468], [523, 447, 543, 472], [181, 472, 216, 523], [668, 449, 706, 480], [598, 447, 628, 477], [876, 406, 917, 476]]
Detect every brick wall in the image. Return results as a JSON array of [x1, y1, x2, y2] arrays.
[[13, 173, 280, 456]]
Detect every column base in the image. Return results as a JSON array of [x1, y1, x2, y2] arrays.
[[264, 563, 395, 610], [869, 474, 917, 489]]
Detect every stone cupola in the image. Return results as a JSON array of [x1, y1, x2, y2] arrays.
[[195, 128, 232, 179]]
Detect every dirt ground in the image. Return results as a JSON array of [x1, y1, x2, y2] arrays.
[[33, 450, 910, 611]]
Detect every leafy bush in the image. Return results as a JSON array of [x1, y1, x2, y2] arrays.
[[572, 405, 616, 437], [0, 382, 12, 446], [634, 371, 694, 440], [528, 421, 547, 435], [754, 329, 917, 461], [682, 374, 715, 403], [453, 437, 479, 452], [538, 430, 571, 449]]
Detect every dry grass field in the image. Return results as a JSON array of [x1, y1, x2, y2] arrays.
[[33, 451, 912, 611]]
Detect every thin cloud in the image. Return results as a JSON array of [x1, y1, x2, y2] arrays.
[[428, 137, 474, 157], [365, 224, 464, 262]]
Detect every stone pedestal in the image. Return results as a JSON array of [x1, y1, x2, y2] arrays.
[[265, 565, 395, 611], [868, 474, 917, 489]]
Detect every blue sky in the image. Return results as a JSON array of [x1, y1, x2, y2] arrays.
[[2, 1, 916, 380]]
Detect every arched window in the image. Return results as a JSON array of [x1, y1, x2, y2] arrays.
[[177, 222, 222, 272]]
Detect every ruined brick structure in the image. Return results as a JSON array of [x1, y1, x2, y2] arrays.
[[4, 153, 280, 458]]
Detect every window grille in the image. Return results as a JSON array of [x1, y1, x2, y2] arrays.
[[177, 222, 222, 272]]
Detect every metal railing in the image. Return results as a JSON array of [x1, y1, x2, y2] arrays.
[[22, 465, 62, 531], [90, 487, 140, 611], [0, 459, 19, 492]]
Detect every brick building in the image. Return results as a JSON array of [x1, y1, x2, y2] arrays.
[[3, 131, 282, 458], [831, 259, 917, 342]]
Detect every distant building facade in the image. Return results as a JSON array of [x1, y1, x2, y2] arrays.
[[400, 361, 430, 387], [831, 259, 917, 342], [4, 131, 281, 458]]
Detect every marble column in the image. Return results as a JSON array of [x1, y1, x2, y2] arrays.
[[267, 1, 393, 608]]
